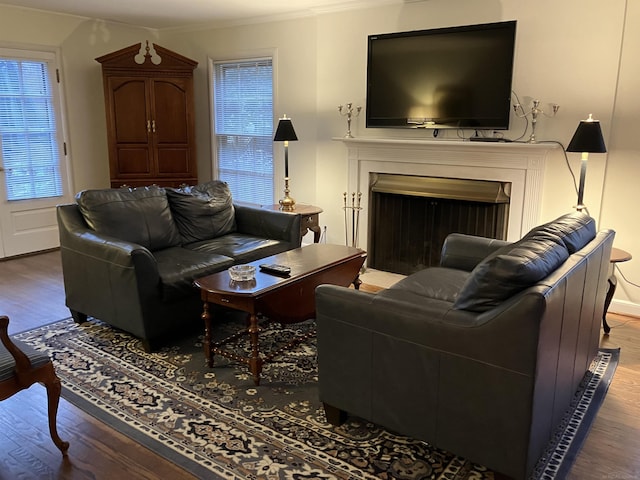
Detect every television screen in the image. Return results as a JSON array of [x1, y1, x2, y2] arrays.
[[366, 21, 517, 130]]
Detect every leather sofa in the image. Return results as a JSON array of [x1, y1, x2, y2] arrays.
[[57, 180, 301, 351], [315, 211, 614, 480]]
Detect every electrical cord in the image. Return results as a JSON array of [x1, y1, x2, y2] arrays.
[[511, 90, 530, 142], [615, 263, 640, 288], [605, 316, 633, 330], [423, 94, 639, 292], [531, 138, 593, 217], [463, 90, 638, 292]]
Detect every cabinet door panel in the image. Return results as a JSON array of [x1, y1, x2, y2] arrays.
[[110, 78, 150, 144], [157, 149, 191, 174], [152, 79, 190, 144], [116, 148, 151, 174]]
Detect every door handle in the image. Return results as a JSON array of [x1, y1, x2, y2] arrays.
[[147, 120, 151, 133], [151, 120, 156, 133]]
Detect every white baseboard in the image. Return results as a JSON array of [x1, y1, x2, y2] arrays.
[[609, 299, 640, 318]]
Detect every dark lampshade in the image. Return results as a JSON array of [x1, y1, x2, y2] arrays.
[[273, 117, 298, 142], [566, 114, 607, 153], [566, 114, 606, 212]]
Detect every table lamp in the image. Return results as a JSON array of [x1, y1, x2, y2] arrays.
[[566, 114, 607, 211], [273, 115, 298, 211]]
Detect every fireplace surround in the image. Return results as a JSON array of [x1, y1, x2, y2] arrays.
[[340, 138, 560, 269]]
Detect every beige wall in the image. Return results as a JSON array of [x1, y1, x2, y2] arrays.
[[162, 18, 319, 202], [600, 0, 640, 314], [0, 1, 638, 314]]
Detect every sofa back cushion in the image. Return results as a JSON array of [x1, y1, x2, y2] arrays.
[[453, 221, 576, 312], [523, 211, 596, 253], [76, 186, 181, 251], [166, 180, 236, 244]]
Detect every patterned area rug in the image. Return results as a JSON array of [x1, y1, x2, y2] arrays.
[[16, 315, 618, 480]]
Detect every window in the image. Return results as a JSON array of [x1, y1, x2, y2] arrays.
[[212, 58, 273, 205], [0, 50, 64, 201]]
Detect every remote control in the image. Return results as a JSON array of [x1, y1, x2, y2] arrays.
[[259, 263, 291, 276]]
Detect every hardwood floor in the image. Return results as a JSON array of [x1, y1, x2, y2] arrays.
[[0, 251, 195, 479], [0, 250, 70, 332], [1, 250, 639, 479]]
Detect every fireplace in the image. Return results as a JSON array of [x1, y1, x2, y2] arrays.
[[340, 137, 560, 271], [368, 174, 510, 274]]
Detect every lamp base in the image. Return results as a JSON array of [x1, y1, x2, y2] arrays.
[[279, 177, 296, 212]]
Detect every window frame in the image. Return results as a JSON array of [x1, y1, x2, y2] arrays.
[[209, 51, 278, 206]]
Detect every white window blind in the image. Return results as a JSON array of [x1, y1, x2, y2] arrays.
[[213, 58, 273, 205], [0, 55, 63, 201]]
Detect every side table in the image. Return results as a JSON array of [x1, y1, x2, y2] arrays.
[[603, 247, 632, 334], [264, 203, 323, 243]]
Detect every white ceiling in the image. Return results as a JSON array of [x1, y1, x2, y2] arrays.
[[0, 0, 400, 30]]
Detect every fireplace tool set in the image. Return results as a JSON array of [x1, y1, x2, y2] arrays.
[[343, 191, 363, 247]]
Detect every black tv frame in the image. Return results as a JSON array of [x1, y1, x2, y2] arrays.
[[366, 20, 517, 131]]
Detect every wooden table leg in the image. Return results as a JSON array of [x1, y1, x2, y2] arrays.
[[248, 313, 263, 385], [201, 302, 213, 368], [353, 273, 362, 290], [603, 274, 616, 334], [310, 225, 322, 243]]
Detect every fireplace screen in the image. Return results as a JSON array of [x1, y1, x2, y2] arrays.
[[368, 174, 510, 275]]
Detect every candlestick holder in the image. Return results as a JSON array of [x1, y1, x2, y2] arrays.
[[513, 99, 559, 143], [338, 103, 362, 138]]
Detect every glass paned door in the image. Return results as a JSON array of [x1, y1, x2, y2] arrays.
[[0, 48, 71, 257]]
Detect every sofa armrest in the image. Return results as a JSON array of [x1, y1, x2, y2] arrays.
[[57, 204, 157, 272], [57, 204, 161, 322], [57, 204, 155, 269], [440, 233, 511, 271], [234, 204, 302, 247]]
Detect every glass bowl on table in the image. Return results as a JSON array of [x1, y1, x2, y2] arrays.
[[228, 264, 256, 282]]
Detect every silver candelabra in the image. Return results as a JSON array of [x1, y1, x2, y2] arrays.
[[513, 99, 559, 143], [338, 103, 362, 138]]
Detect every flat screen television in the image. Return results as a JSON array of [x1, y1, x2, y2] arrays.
[[366, 21, 517, 130]]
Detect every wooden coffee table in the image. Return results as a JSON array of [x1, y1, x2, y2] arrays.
[[194, 243, 366, 385]]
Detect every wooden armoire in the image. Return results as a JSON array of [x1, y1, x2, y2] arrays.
[[96, 42, 198, 188]]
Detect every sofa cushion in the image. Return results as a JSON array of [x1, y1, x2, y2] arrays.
[[185, 233, 289, 264], [453, 234, 569, 312], [166, 180, 236, 244], [153, 247, 234, 301], [76, 186, 181, 251], [524, 211, 596, 253], [383, 267, 470, 304]]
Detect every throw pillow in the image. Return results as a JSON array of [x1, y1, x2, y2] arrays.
[[76, 186, 182, 251], [166, 180, 236, 244], [453, 234, 569, 312]]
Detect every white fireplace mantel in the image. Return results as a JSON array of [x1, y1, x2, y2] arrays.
[[337, 137, 561, 248]]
